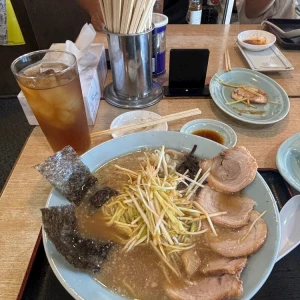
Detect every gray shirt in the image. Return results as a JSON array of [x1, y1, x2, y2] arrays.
[[236, 0, 295, 23]]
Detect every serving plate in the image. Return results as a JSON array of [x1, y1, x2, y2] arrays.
[[42, 131, 281, 300], [236, 42, 294, 72], [209, 68, 290, 125], [276, 132, 300, 192]]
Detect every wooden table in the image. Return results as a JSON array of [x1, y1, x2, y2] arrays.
[[1, 24, 300, 299]]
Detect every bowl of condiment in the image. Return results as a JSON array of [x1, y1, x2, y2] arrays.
[[180, 119, 237, 148], [237, 30, 276, 51]]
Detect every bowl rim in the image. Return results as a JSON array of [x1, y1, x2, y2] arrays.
[[237, 30, 276, 50]]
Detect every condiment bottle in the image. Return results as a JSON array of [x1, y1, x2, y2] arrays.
[[202, 0, 219, 24], [153, 0, 164, 14], [186, 0, 203, 25]]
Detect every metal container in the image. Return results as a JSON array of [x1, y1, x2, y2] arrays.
[[104, 28, 163, 109]]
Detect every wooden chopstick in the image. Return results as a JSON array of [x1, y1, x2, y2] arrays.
[[90, 108, 202, 138], [224, 48, 232, 72], [113, 0, 122, 33], [102, 0, 154, 34]]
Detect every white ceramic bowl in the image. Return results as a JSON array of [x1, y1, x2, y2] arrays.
[[43, 131, 280, 300], [237, 30, 276, 52], [110, 110, 168, 138], [180, 119, 237, 148]]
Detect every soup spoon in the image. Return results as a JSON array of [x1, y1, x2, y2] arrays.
[[277, 195, 300, 262]]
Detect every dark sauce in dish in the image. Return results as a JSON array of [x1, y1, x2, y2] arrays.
[[192, 129, 224, 145]]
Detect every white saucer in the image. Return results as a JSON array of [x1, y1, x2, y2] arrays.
[[180, 119, 237, 148], [110, 110, 168, 138]]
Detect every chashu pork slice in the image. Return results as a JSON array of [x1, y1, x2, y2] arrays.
[[181, 249, 201, 276], [206, 211, 267, 258], [197, 185, 256, 228], [232, 86, 268, 104], [201, 146, 258, 193], [165, 274, 243, 300], [200, 256, 247, 276]]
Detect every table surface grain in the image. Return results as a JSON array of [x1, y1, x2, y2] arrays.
[[1, 24, 300, 300]]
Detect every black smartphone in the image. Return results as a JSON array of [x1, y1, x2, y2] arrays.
[[168, 49, 210, 89]]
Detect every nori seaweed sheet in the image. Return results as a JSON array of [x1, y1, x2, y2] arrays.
[[41, 205, 113, 273], [89, 187, 119, 208], [35, 146, 97, 205]]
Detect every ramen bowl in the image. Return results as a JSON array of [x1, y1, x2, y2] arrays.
[[43, 131, 280, 300], [237, 30, 276, 51]]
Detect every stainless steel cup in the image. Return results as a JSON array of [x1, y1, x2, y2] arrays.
[[104, 27, 163, 109]]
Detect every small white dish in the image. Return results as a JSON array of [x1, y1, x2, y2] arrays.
[[236, 42, 294, 72], [237, 30, 276, 51], [276, 132, 300, 192], [180, 119, 237, 148], [110, 110, 168, 138]]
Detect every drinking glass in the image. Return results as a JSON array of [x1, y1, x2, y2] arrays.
[[11, 50, 91, 154]]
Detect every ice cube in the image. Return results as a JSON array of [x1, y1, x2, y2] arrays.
[[56, 110, 76, 128], [35, 75, 59, 89], [40, 69, 56, 76], [40, 62, 68, 74], [56, 69, 77, 86], [38, 104, 55, 121]]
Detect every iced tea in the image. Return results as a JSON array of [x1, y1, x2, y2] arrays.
[[11, 51, 91, 154]]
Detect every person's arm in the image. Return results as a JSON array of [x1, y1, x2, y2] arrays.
[[243, 0, 275, 19], [78, 0, 104, 31]]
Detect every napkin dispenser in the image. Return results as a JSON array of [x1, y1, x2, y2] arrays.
[[17, 24, 107, 126]]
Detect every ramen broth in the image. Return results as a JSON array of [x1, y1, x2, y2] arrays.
[[74, 150, 241, 299]]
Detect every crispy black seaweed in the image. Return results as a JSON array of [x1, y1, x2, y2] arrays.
[[89, 187, 119, 209], [176, 145, 200, 177], [41, 205, 113, 273], [35, 146, 97, 205]]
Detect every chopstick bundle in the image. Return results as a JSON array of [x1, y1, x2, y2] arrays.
[[99, 0, 156, 34], [224, 48, 232, 72], [90, 108, 202, 138]]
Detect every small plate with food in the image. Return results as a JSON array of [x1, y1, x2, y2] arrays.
[[209, 67, 290, 125], [38, 131, 280, 300], [237, 30, 276, 51], [276, 132, 300, 192]]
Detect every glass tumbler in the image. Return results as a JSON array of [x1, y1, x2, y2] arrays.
[[11, 50, 91, 154]]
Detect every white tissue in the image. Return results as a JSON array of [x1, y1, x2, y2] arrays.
[[65, 23, 96, 60]]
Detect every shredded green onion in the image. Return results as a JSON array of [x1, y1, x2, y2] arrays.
[[101, 146, 227, 277]]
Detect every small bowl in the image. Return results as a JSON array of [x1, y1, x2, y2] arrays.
[[180, 119, 237, 148], [276, 133, 300, 192], [237, 30, 276, 51], [110, 110, 168, 138]]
